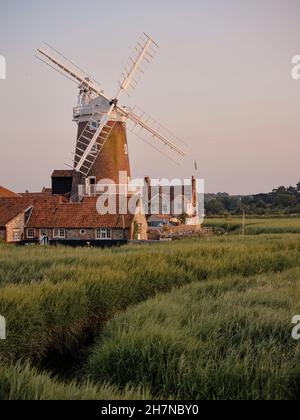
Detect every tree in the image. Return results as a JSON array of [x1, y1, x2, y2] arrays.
[[205, 182, 300, 216], [205, 199, 225, 216]]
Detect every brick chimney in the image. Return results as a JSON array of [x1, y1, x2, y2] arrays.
[[192, 176, 197, 216], [144, 176, 151, 215]]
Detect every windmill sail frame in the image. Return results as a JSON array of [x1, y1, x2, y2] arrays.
[[36, 33, 187, 175]]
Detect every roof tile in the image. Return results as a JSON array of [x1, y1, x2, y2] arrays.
[[0, 194, 134, 229]]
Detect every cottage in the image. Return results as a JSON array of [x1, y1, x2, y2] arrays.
[[24, 196, 147, 245], [0, 187, 147, 245]]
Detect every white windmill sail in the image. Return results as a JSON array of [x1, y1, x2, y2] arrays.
[[118, 33, 159, 96], [117, 106, 187, 163], [36, 33, 187, 176], [36, 46, 108, 101], [74, 108, 116, 176], [73, 111, 116, 176]]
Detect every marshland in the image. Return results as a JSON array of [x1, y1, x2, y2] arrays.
[[1, 218, 300, 400]]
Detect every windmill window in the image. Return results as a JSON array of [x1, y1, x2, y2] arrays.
[[53, 228, 65, 239], [96, 228, 112, 240], [27, 228, 35, 239], [90, 120, 99, 131]]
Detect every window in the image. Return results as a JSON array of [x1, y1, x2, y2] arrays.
[[124, 144, 128, 155], [89, 177, 96, 185], [90, 120, 99, 130], [96, 228, 112, 240], [53, 228, 66, 239], [80, 229, 86, 236], [40, 229, 47, 237], [27, 228, 35, 239], [13, 229, 21, 242], [85, 176, 97, 195]]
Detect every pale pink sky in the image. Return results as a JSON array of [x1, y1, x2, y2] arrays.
[[0, 0, 299, 195]]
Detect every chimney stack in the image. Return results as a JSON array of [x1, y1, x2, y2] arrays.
[[192, 176, 197, 216], [144, 176, 151, 215]]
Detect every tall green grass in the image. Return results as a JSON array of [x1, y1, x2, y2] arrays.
[[1, 236, 300, 364], [88, 267, 300, 400], [1, 234, 300, 400], [0, 363, 150, 400], [204, 217, 300, 234]]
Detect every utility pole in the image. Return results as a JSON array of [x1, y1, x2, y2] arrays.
[[241, 210, 246, 235]]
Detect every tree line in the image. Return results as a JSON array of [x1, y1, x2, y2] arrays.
[[205, 182, 300, 216]]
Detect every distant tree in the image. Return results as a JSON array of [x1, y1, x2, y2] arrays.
[[287, 186, 296, 194], [205, 199, 225, 216], [216, 192, 230, 198], [256, 199, 267, 209], [277, 186, 287, 194], [205, 182, 300, 216]]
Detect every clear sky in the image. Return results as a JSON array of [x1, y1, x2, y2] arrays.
[[0, 0, 299, 194]]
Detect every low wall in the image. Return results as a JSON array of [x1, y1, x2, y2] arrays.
[[21, 239, 128, 248]]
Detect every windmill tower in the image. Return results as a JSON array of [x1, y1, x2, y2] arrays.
[[36, 34, 186, 200]]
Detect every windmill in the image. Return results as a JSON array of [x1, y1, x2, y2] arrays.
[[36, 33, 186, 199]]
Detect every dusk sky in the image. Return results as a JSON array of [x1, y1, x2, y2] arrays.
[[0, 0, 299, 195]]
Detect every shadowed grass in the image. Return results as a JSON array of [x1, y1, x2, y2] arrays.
[[0, 235, 300, 364], [1, 234, 300, 399], [0, 363, 150, 400], [88, 267, 300, 400]]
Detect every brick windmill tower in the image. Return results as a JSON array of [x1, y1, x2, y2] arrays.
[[36, 34, 186, 200]]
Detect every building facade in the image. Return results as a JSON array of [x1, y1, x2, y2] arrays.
[[0, 188, 148, 245]]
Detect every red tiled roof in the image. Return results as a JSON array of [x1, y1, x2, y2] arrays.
[[0, 192, 134, 230], [0, 198, 30, 226], [0, 186, 20, 198], [26, 197, 134, 229], [42, 188, 52, 193], [20, 192, 53, 198], [0, 194, 66, 227]]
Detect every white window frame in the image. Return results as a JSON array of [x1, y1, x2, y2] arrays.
[[96, 228, 112, 240], [13, 229, 21, 242], [53, 228, 66, 239], [27, 228, 35, 239], [85, 176, 97, 195]]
